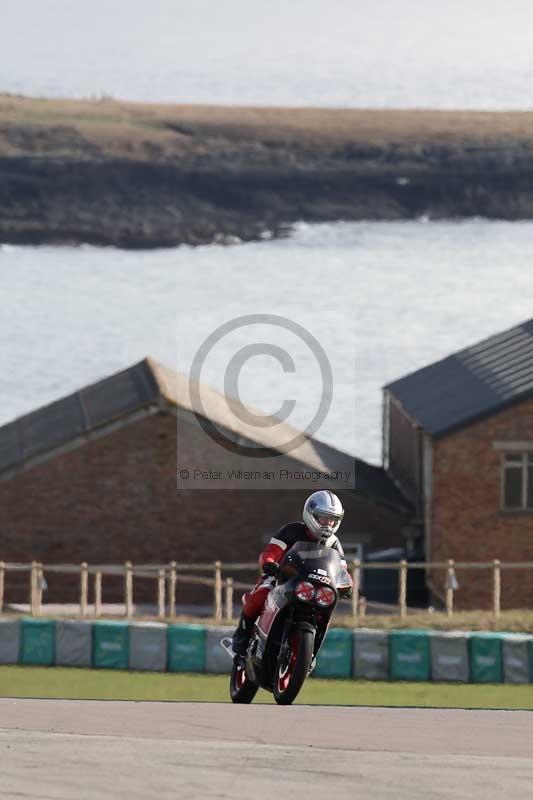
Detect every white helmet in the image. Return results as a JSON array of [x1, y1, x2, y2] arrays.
[[303, 490, 344, 542]]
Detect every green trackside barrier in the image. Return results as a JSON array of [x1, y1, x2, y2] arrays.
[[21, 618, 56, 666], [470, 632, 503, 683], [389, 629, 431, 681], [167, 624, 206, 673], [502, 633, 533, 684], [313, 628, 353, 678], [93, 621, 129, 670]]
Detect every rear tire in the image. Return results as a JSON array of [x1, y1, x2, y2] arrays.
[[273, 628, 315, 706], [230, 660, 259, 704]]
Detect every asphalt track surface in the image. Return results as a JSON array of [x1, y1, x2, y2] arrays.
[[1, 699, 533, 799]]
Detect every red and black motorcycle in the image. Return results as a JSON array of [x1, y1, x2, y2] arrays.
[[223, 541, 352, 705]]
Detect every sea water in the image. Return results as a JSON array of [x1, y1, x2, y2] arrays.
[[2, 219, 532, 464]]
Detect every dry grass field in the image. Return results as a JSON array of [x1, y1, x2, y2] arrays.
[[147, 608, 533, 633], [3, 93, 533, 161], [7, 610, 530, 633], [342, 610, 533, 633]]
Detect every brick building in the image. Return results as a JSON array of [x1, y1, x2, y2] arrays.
[[0, 358, 410, 603], [384, 318, 533, 609]]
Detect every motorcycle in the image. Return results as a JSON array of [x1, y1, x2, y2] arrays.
[[222, 541, 352, 705]]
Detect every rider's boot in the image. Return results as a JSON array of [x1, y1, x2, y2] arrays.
[[231, 611, 255, 656]]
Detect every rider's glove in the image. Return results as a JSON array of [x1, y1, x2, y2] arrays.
[[262, 561, 279, 578]]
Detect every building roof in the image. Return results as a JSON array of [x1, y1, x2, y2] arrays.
[[0, 358, 410, 511], [385, 318, 533, 437], [0, 360, 160, 477]]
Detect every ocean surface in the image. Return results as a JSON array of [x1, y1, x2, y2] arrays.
[[3, 220, 533, 465], [3, 0, 533, 109], [3, 4, 533, 465]]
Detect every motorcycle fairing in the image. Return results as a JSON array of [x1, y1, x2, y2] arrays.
[[245, 542, 347, 692], [256, 587, 282, 637]]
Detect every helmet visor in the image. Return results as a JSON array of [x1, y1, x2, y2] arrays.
[[312, 510, 343, 533]]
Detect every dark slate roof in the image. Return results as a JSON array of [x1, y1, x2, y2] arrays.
[[385, 318, 533, 437], [0, 360, 159, 475]]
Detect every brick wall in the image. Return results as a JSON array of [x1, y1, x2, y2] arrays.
[[430, 396, 533, 609], [0, 411, 407, 603]]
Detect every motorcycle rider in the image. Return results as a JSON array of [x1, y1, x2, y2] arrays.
[[231, 489, 353, 656]]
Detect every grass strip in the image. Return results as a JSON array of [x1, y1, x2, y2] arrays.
[[1, 666, 533, 708]]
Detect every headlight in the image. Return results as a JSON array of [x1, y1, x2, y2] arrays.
[[314, 586, 336, 607], [295, 581, 315, 602]]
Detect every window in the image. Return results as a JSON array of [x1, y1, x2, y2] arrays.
[[502, 453, 533, 510]]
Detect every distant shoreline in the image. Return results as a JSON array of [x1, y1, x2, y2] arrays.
[[2, 95, 533, 249]]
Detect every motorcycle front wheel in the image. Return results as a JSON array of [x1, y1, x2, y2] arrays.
[[273, 627, 314, 706], [230, 660, 259, 704]]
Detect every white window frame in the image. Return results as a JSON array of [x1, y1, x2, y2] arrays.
[[501, 452, 533, 511]]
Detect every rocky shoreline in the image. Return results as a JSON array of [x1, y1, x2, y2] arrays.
[[2, 96, 533, 248]]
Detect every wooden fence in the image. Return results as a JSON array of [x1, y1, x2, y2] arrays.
[[0, 558, 530, 623]]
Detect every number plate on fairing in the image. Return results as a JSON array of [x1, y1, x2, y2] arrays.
[[308, 573, 332, 585]]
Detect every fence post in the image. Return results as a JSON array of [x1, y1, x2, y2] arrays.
[[446, 559, 455, 618], [158, 568, 166, 620], [30, 561, 38, 616], [225, 577, 234, 622], [359, 596, 367, 622], [214, 561, 223, 623], [493, 559, 501, 620], [169, 561, 177, 620], [125, 561, 133, 618], [80, 562, 88, 618], [0, 561, 4, 614], [351, 560, 361, 623], [399, 560, 408, 618], [94, 571, 102, 618], [36, 564, 44, 616]]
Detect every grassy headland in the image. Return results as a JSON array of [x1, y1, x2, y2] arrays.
[[2, 95, 533, 247]]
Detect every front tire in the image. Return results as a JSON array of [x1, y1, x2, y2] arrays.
[[273, 628, 315, 706], [230, 660, 259, 704]]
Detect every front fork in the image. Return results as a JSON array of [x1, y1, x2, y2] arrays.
[[278, 609, 319, 676], [277, 609, 295, 672]]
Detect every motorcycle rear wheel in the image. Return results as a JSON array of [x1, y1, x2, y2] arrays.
[[273, 628, 314, 706], [230, 660, 259, 704]]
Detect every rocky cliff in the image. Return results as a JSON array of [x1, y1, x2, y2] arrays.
[[2, 96, 533, 248]]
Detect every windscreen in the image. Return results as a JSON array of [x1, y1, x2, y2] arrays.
[[280, 541, 346, 587]]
